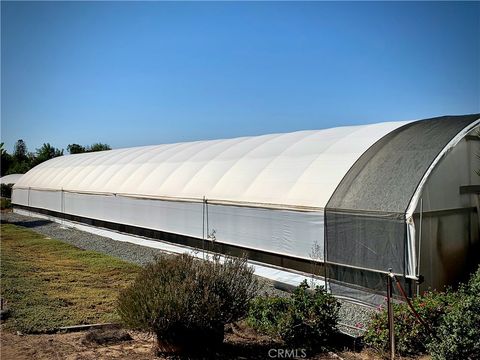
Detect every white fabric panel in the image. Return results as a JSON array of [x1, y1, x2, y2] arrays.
[[0, 173, 24, 185], [65, 192, 204, 238], [11, 187, 29, 205], [406, 218, 417, 278], [16, 190, 324, 261], [29, 189, 62, 212], [207, 204, 324, 260], [13, 121, 409, 209]]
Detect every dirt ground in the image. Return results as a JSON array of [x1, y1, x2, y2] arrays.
[[0, 329, 155, 360], [0, 324, 387, 360]]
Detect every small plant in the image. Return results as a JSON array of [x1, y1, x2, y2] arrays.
[[117, 253, 259, 354], [247, 280, 340, 351], [247, 296, 290, 335]]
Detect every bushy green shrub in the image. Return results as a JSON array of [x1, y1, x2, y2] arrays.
[[117, 253, 259, 354], [428, 267, 480, 360], [363, 290, 455, 357], [247, 280, 340, 350], [247, 296, 290, 335], [364, 266, 480, 359]]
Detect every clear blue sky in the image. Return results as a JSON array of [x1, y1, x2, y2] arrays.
[[1, 1, 479, 153]]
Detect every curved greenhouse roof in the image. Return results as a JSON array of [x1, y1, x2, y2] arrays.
[[14, 120, 410, 209], [0, 173, 24, 185]]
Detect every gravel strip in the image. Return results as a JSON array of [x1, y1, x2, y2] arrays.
[[1, 210, 376, 337], [1, 211, 163, 266], [337, 299, 375, 337]]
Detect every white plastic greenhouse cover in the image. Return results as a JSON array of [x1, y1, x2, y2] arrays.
[[14, 121, 410, 209], [0, 173, 24, 185]]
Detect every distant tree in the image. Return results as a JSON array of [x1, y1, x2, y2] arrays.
[[13, 139, 28, 162], [6, 139, 32, 174], [31, 143, 64, 167], [67, 143, 86, 154], [1, 140, 110, 174], [88, 143, 111, 152], [7, 160, 31, 174]]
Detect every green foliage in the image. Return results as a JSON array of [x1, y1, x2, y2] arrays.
[[117, 254, 259, 352], [67, 143, 111, 154], [247, 280, 340, 350], [247, 296, 290, 335], [1, 143, 13, 176], [13, 139, 28, 162], [32, 143, 63, 167], [1, 197, 12, 209], [1, 183, 13, 198], [364, 290, 456, 356], [364, 267, 480, 358], [6, 160, 31, 175], [88, 143, 111, 152], [281, 281, 340, 349], [7, 139, 32, 174], [428, 267, 480, 360], [67, 143, 86, 154]]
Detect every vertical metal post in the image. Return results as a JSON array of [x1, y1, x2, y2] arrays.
[[202, 196, 206, 259], [387, 269, 395, 360], [61, 188, 64, 226], [416, 198, 423, 297]]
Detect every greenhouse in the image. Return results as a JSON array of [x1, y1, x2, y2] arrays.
[[0, 173, 24, 185], [12, 114, 480, 304]]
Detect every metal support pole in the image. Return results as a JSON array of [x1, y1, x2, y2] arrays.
[[416, 199, 423, 296], [387, 269, 395, 360], [61, 188, 64, 225], [202, 196, 206, 259]]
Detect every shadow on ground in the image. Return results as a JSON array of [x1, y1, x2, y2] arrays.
[[1, 218, 52, 228]]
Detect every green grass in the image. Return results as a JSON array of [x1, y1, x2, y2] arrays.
[[0, 224, 140, 333]]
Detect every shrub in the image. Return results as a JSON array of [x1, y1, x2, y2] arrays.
[[363, 290, 455, 357], [117, 253, 259, 354], [428, 267, 480, 360], [247, 296, 291, 335], [0, 183, 12, 198], [0, 197, 11, 210], [247, 280, 340, 350], [364, 267, 480, 358]]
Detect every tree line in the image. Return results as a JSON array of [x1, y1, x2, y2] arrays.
[[1, 140, 111, 176]]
